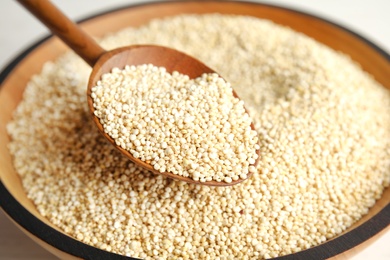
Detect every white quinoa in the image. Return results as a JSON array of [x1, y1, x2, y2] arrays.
[[91, 66, 259, 183], [7, 14, 390, 259]]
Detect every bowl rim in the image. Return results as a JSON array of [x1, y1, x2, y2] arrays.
[[0, 1, 389, 259]]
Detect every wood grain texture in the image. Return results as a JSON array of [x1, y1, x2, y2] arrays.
[[0, 1, 389, 259]]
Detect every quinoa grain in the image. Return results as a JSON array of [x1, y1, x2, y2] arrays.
[[91, 66, 259, 183], [7, 14, 390, 259]]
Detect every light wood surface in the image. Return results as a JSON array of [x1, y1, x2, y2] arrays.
[[0, 1, 389, 259]]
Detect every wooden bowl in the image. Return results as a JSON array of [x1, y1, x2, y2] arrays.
[[0, 1, 389, 259]]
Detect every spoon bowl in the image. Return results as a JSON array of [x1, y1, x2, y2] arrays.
[[18, 0, 260, 186]]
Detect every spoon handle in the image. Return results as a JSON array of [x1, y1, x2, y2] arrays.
[[17, 0, 106, 67]]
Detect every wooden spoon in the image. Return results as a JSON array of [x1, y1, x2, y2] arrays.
[[17, 0, 260, 186]]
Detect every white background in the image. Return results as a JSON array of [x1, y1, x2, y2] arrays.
[[0, 0, 389, 259]]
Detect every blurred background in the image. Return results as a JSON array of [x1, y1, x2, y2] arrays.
[[0, 0, 389, 259]]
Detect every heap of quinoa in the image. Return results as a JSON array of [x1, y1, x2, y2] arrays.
[[91, 66, 259, 183], [7, 14, 390, 259]]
